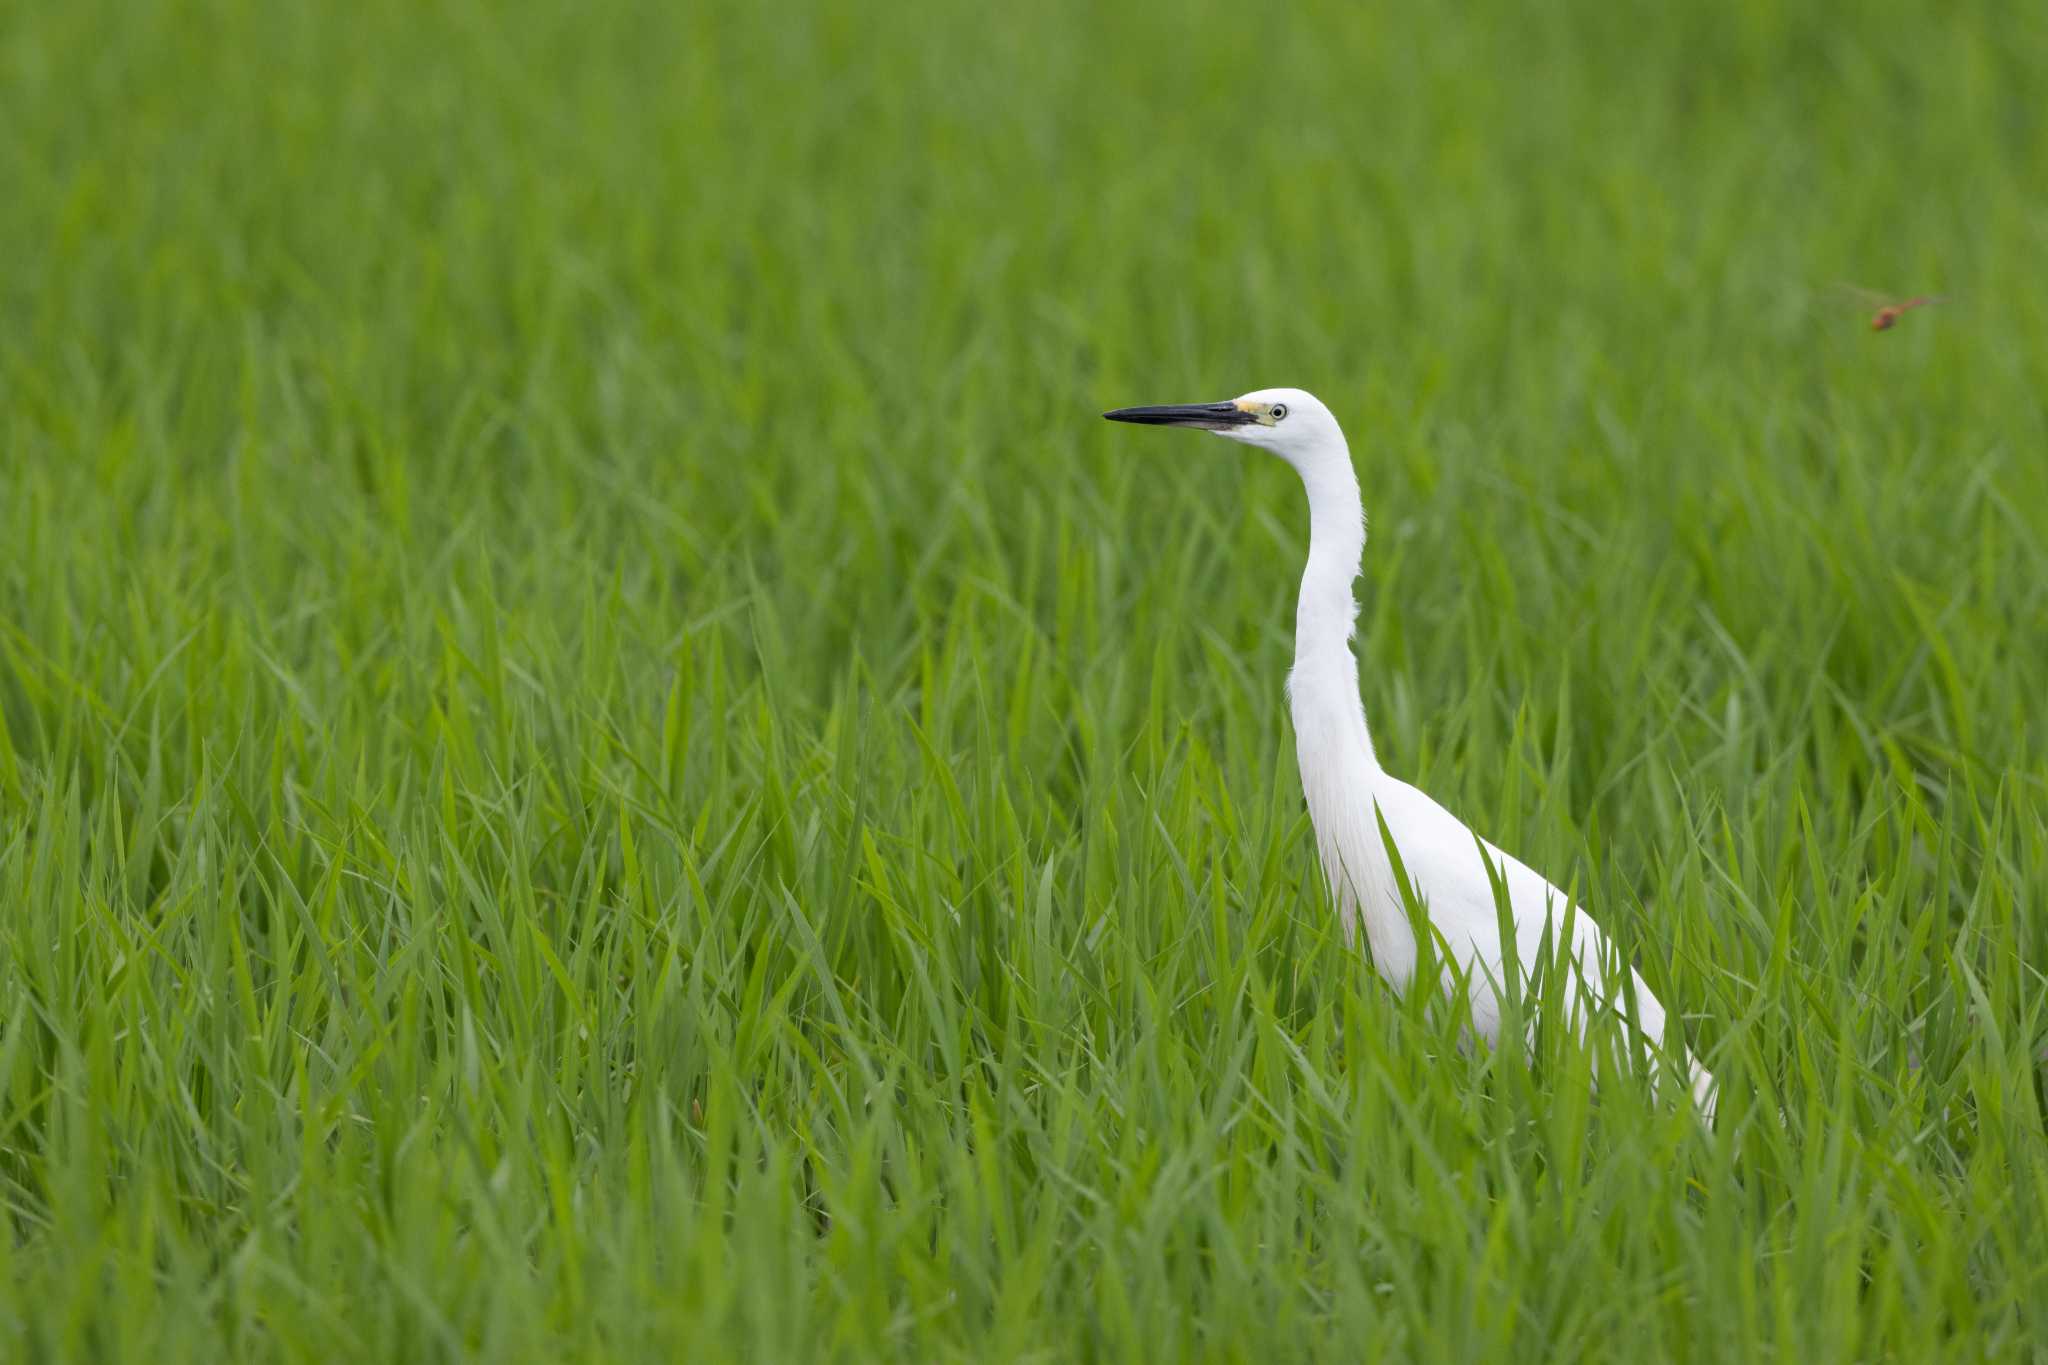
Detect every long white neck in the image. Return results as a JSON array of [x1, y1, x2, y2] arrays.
[[1286, 438, 1376, 766], [1283, 430, 1387, 947]]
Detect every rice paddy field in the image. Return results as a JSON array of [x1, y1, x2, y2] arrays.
[[3, 0, 2047, 1359]]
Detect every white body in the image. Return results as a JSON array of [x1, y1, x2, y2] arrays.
[[1138, 388, 1715, 1115]]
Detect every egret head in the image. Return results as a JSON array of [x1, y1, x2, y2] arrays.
[[1102, 387, 1342, 468]]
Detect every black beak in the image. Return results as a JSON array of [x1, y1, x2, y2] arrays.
[[1101, 401, 1254, 430]]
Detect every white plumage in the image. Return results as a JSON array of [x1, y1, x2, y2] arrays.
[[1105, 387, 1715, 1116]]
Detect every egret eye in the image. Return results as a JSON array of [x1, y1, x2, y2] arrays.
[[1270, 403, 1289, 421]]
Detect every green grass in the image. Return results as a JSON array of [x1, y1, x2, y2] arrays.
[[3, 0, 2047, 1358]]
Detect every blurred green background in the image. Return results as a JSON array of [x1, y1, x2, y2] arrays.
[[3, 1, 2045, 1360]]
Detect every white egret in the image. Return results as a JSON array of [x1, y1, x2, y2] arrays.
[[1105, 388, 1716, 1116]]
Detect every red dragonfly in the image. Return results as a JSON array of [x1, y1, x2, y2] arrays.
[[1870, 295, 1943, 331], [1835, 284, 1945, 332]]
